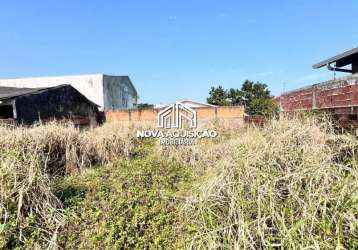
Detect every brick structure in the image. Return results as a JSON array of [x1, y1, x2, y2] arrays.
[[278, 74, 358, 128], [280, 74, 358, 111], [106, 106, 244, 127], [278, 47, 358, 128]]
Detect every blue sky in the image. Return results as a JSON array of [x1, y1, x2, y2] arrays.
[[0, 1, 357, 104]]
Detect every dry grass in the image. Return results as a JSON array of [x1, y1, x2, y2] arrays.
[[0, 121, 139, 248], [162, 116, 358, 249], [1, 116, 357, 249]]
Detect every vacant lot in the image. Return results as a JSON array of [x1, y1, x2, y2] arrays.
[[1, 117, 357, 249]]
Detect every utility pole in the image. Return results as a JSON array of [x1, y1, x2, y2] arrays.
[[282, 82, 286, 94], [280, 82, 286, 117]]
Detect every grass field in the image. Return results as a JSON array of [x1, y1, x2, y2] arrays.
[[1, 116, 357, 249]]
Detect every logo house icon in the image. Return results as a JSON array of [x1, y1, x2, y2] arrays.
[[157, 101, 197, 129]]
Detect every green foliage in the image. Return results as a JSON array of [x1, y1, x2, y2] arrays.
[[227, 88, 244, 105], [207, 85, 230, 106], [240, 80, 270, 105], [137, 103, 154, 109], [207, 80, 278, 115], [54, 153, 192, 249], [246, 97, 279, 115]]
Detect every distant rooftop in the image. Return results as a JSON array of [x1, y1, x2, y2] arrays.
[[313, 47, 358, 69], [0, 85, 99, 107], [154, 100, 217, 109], [0, 73, 127, 80], [0, 86, 51, 101]]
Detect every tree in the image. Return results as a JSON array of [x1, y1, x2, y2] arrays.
[[207, 80, 278, 116], [241, 80, 271, 107], [246, 98, 279, 116], [207, 86, 230, 106], [227, 88, 244, 105], [137, 103, 154, 109]]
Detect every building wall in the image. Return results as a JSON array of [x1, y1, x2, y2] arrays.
[[280, 74, 358, 111], [0, 74, 138, 111], [177, 101, 215, 108], [103, 75, 137, 110], [0, 74, 104, 108], [14, 85, 99, 125]]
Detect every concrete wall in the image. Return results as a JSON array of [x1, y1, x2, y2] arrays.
[[106, 106, 245, 127], [0, 74, 138, 111]]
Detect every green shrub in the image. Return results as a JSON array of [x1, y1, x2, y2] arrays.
[[55, 156, 192, 249]]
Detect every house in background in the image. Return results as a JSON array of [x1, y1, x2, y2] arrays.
[[0, 74, 138, 111], [154, 99, 217, 109], [0, 85, 100, 126]]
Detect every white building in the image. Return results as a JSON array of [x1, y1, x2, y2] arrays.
[[0, 74, 138, 111], [154, 100, 217, 109]]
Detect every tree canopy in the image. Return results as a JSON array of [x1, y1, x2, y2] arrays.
[[207, 85, 230, 106], [207, 80, 278, 115], [137, 103, 154, 109]]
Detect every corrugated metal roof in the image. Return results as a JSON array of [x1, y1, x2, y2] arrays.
[[0, 86, 44, 100], [313, 47, 358, 69], [0, 84, 99, 107]]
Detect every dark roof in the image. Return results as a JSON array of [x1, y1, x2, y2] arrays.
[[0, 84, 99, 107], [0, 86, 45, 100], [313, 47, 358, 69]]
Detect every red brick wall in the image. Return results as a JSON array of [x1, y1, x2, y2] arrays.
[[279, 75, 358, 111], [105, 106, 244, 126]]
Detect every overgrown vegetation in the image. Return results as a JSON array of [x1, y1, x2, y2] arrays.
[[1, 116, 358, 249], [55, 155, 191, 249], [0, 122, 139, 249], [163, 116, 358, 248]]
